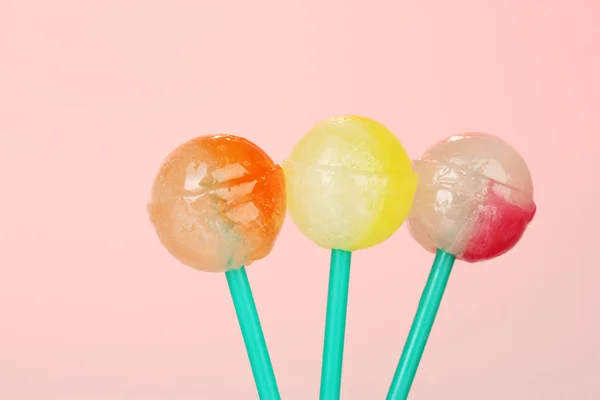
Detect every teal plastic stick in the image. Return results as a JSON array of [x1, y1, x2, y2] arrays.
[[320, 249, 352, 400], [386, 249, 456, 400], [225, 267, 281, 400]]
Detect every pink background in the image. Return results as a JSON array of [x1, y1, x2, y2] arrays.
[[1, 1, 598, 399]]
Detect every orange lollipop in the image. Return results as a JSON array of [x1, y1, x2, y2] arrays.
[[148, 134, 285, 272], [148, 135, 285, 399]]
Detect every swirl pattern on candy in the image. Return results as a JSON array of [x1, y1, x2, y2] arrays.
[[407, 133, 536, 262], [148, 135, 286, 272], [283, 116, 418, 251]]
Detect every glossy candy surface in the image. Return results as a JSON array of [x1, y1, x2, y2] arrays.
[[148, 135, 286, 272], [407, 133, 536, 262], [283, 116, 418, 251]]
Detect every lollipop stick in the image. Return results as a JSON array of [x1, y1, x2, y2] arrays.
[[225, 267, 281, 400], [386, 249, 456, 400], [320, 249, 352, 400]]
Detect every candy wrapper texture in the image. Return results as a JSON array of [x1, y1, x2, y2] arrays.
[[148, 135, 286, 272], [407, 133, 536, 262], [283, 116, 418, 252]]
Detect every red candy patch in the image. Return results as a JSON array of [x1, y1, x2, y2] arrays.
[[461, 186, 536, 262]]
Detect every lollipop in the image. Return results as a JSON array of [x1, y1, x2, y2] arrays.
[[284, 116, 418, 399], [386, 133, 536, 400], [148, 135, 285, 399]]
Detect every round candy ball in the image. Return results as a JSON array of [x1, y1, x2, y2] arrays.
[[407, 133, 536, 262], [283, 116, 418, 251], [148, 135, 286, 272]]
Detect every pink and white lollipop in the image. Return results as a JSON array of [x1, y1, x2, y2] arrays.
[[387, 133, 536, 400]]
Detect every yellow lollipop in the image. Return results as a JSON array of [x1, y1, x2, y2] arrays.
[[284, 115, 417, 251], [283, 116, 417, 399]]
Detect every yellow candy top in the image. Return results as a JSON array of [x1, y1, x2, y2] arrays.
[[283, 116, 417, 251]]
